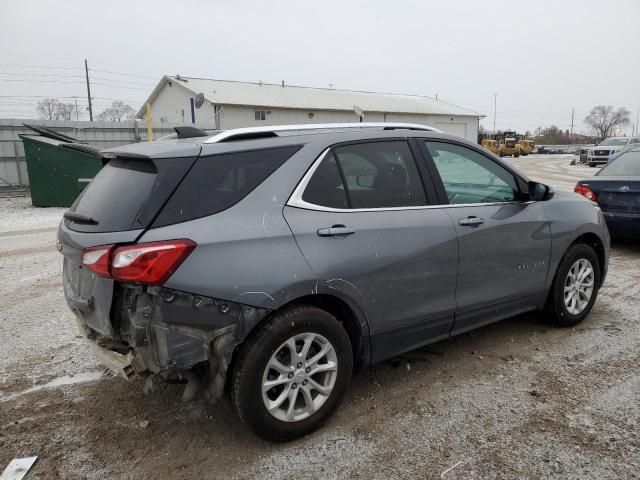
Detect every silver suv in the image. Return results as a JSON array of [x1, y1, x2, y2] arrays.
[[587, 137, 640, 166], [59, 123, 609, 441]]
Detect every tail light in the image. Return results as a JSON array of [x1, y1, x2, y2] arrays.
[[82, 246, 112, 277], [81, 239, 196, 285], [574, 184, 597, 201]]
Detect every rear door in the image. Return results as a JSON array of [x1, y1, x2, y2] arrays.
[[284, 140, 459, 362], [419, 140, 552, 334]]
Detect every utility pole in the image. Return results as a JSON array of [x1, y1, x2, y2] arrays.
[[570, 108, 574, 145], [635, 109, 639, 136], [493, 93, 497, 134], [84, 59, 93, 121], [74, 99, 79, 121]]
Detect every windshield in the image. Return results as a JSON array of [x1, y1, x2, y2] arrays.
[[598, 151, 640, 176], [599, 138, 628, 146]]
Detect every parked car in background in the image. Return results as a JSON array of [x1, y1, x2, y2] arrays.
[[576, 146, 640, 238], [59, 123, 610, 441], [586, 137, 640, 167]]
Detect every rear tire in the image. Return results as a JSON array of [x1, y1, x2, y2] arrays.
[[546, 243, 601, 327], [231, 305, 353, 441]]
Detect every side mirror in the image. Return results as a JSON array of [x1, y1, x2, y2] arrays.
[[528, 181, 554, 201]]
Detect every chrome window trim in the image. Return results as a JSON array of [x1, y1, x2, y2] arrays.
[[286, 147, 533, 213]]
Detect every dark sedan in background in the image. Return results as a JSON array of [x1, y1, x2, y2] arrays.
[[576, 147, 640, 238]]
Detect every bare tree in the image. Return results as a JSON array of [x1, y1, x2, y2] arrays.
[[584, 106, 631, 141], [36, 98, 59, 120], [97, 100, 136, 122], [55, 102, 77, 120]]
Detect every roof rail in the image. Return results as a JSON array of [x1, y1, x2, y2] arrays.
[[203, 122, 441, 143]]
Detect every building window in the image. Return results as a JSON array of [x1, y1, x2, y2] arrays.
[[255, 110, 266, 121]]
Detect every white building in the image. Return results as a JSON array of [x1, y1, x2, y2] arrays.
[[137, 76, 484, 142]]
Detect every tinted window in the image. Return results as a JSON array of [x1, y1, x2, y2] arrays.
[[333, 141, 427, 208], [154, 145, 301, 227], [598, 151, 640, 176], [425, 142, 518, 204], [68, 158, 157, 232], [301, 151, 349, 209]]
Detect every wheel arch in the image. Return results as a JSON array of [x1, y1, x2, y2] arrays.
[[227, 291, 371, 390], [284, 293, 371, 371], [569, 232, 607, 288]]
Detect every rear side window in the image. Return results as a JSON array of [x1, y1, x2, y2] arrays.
[[69, 158, 157, 232], [154, 145, 301, 227], [301, 151, 348, 209], [301, 140, 427, 209], [333, 141, 426, 208]]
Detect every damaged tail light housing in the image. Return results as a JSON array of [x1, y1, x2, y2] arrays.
[[574, 184, 597, 201], [81, 239, 196, 285], [82, 245, 113, 277]]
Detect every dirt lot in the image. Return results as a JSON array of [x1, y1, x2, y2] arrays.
[[1, 154, 639, 479]]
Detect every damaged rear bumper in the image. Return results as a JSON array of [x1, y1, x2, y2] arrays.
[[69, 285, 271, 400]]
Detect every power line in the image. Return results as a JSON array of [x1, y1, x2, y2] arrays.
[[0, 78, 86, 84], [0, 95, 144, 102], [90, 68, 159, 80], [92, 82, 152, 91], [0, 63, 83, 71], [0, 72, 85, 79], [0, 72, 155, 87], [91, 76, 156, 87]]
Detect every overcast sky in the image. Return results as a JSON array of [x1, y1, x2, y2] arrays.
[[1, 0, 639, 133]]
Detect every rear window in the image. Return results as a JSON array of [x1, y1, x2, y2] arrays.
[[153, 145, 301, 227], [68, 158, 158, 232], [598, 151, 640, 176]]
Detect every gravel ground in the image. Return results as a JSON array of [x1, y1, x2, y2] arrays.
[[1, 155, 639, 479]]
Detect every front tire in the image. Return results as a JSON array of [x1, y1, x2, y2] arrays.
[[547, 243, 601, 327], [231, 305, 353, 441]]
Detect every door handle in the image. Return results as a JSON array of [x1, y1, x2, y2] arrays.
[[458, 216, 485, 226], [317, 225, 356, 237]]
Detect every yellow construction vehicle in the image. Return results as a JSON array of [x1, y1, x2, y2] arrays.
[[518, 139, 535, 156], [498, 131, 521, 157], [481, 139, 500, 154]]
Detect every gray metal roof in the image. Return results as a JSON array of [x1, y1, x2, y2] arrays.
[[137, 76, 483, 118]]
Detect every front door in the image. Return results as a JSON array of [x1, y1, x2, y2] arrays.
[[421, 140, 552, 334], [284, 140, 459, 362]]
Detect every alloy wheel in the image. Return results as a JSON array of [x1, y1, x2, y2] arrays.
[[563, 258, 595, 315], [261, 332, 338, 423]]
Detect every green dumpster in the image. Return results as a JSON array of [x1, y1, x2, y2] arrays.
[[20, 134, 103, 207]]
